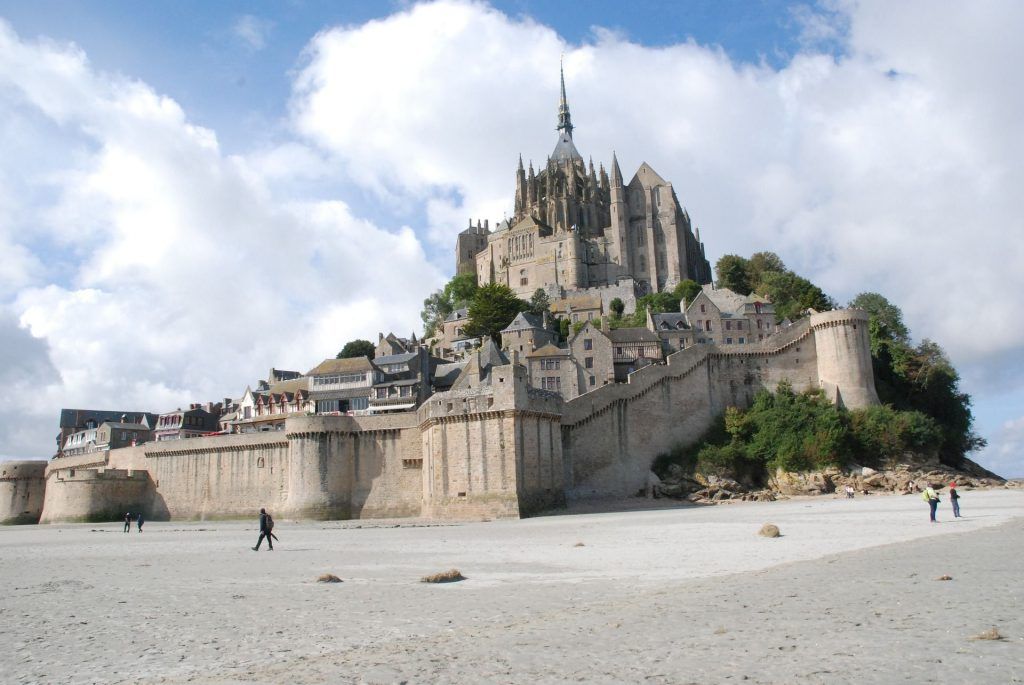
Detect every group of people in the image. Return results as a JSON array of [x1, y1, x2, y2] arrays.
[[123, 511, 144, 532], [922, 482, 962, 522]]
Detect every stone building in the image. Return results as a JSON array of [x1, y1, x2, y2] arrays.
[[153, 406, 221, 441], [685, 285, 777, 345], [55, 409, 156, 458], [459, 66, 712, 301]]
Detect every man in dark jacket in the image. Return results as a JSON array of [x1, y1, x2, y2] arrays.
[[252, 508, 273, 551]]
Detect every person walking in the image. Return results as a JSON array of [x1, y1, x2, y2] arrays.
[[252, 508, 274, 551], [922, 485, 940, 522], [124, 512, 132, 533], [949, 482, 962, 518], [136, 512, 145, 533]]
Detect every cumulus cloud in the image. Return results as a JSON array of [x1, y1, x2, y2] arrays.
[[0, 19, 444, 459], [291, 0, 1024, 365]]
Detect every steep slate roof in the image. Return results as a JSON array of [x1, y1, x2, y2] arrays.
[[432, 362, 466, 387], [375, 352, 418, 365], [306, 356, 375, 377], [101, 422, 151, 430], [526, 343, 570, 358], [653, 313, 689, 330], [444, 307, 469, 323], [501, 311, 544, 332], [59, 409, 157, 429], [264, 377, 310, 394], [608, 328, 661, 343], [478, 338, 509, 371], [551, 294, 602, 313]]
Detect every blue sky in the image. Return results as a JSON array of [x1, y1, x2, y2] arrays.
[[1, 1, 1023, 476]]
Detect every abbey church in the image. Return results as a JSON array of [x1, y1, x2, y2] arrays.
[[457, 67, 713, 302]]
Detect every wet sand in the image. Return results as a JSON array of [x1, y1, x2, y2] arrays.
[[2, 489, 1023, 684]]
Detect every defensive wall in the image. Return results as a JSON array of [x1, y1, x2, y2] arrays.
[[36, 309, 876, 523], [0, 460, 47, 524], [561, 310, 876, 498]]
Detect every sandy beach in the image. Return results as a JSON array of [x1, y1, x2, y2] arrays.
[[3, 489, 1023, 684]]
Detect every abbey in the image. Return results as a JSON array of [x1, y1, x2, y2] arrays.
[[457, 67, 712, 301]]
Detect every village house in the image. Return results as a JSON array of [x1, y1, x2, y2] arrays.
[[685, 285, 776, 345], [153, 405, 221, 441], [307, 357, 381, 415]]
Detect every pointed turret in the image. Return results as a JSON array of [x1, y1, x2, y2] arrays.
[[557, 56, 573, 138], [552, 60, 582, 163], [610, 152, 623, 187]]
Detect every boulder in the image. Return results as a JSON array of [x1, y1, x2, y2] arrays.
[[759, 523, 781, 538], [861, 467, 878, 477]]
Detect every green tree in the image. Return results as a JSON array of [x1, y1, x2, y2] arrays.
[[715, 254, 752, 295], [746, 251, 786, 285], [672, 279, 701, 309], [850, 292, 909, 351], [527, 288, 551, 317], [420, 274, 479, 337], [336, 339, 375, 360], [444, 273, 478, 306], [463, 283, 529, 345], [755, 271, 833, 321], [609, 297, 625, 319]]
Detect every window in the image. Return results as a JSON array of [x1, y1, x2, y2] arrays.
[[757, 319, 762, 329], [585, 357, 593, 369], [572, 313, 579, 323], [615, 347, 623, 355], [726, 338, 733, 344], [589, 376, 595, 386], [639, 255, 646, 270], [700, 304, 706, 313], [739, 337, 745, 344], [726, 321, 732, 330], [541, 377, 561, 391], [583, 338, 593, 350], [705, 321, 712, 331]]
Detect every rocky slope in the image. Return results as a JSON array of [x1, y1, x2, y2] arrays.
[[653, 453, 1018, 504]]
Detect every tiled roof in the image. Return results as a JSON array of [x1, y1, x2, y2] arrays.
[[608, 327, 660, 343], [306, 357, 374, 377], [501, 311, 543, 332], [375, 352, 418, 365], [527, 343, 570, 358]]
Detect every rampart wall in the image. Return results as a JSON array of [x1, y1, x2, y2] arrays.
[[39, 467, 152, 523], [0, 461, 47, 524], [36, 309, 876, 522]]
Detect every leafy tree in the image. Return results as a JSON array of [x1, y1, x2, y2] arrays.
[[609, 297, 625, 319], [420, 274, 479, 337], [463, 283, 529, 345], [336, 339, 375, 360], [527, 288, 551, 317], [715, 254, 752, 295], [746, 251, 786, 284], [850, 292, 909, 350], [672, 279, 701, 308], [755, 270, 833, 321], [444, 273, 478, 306], [558, 317, 571, 341]]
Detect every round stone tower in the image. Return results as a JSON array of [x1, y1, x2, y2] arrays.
[[811, 309, 880, 409], [0, 460, 47, 524]]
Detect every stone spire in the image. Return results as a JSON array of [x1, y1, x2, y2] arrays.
[[557, 56, 573, 138], [610, 152, 623, 187]]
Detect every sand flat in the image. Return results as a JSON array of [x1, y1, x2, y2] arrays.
[[2, 490, 1023, 684]]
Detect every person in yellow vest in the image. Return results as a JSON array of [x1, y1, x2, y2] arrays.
[[922, 485, 940, 523]]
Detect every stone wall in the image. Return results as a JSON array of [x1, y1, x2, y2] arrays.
[[0, 460, 47, 524], [34, 310, 877, 522], [561, 317, 839, 499], [39, 467, 152, 523]]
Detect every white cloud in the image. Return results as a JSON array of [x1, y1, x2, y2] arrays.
[[291, 0, 1024, 368], [0, 19, 444, 459], [232, 15, 272, 51], [985, 416, 1024, 479]]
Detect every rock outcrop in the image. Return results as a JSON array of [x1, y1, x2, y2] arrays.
[[654, 452, 1013, 504]]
